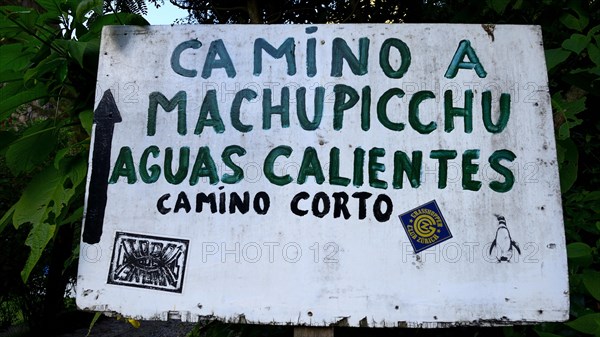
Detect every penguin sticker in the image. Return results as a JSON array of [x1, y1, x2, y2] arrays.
[[489, 214, 521, 262]]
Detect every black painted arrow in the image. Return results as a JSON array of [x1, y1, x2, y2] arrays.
[[83, 89, 122, 244]]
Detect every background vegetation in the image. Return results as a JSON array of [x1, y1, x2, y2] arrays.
[[0, 0, 598, 336]]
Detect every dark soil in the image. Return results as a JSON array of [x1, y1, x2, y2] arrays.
[[61, 317, 195, 337], [0, 314, 195, 337]]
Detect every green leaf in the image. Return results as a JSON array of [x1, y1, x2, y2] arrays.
[[13, 165, 76, 230], [30, 43, 52, 67], [21, 222, 56, 282], [545, 48, 571, 70], [54, 39, 100, 68], [567, 242, 592, 259], [583, 270, 600, 301], [552, 93, 585, 140], [62, 205, 83, 225], [66, 40, 87, 68], [581, 191, 600, 202], [1, 6, 40, 34], [0, 44, 35, 73], [562, 33, 590, 54], [5, 121, 58, 175], [0, 5, 33, 14], [0, 70, 23, 83], [535, 332, 563, 337], [62, 154, 88, 188], [566, 313, 600, 335], [487, 0, 511, 14], [512, 0, 523, 10], [588, 67, 600, 76], [79, 109, 93, 135], [0, 204, 16, 234], [560, 13, 589, 32], [559, 14, 578, 30], [0, 82, 22, 111], [75, 0, 102, 24], [54, 147, 70, 169], [34, 0, 62, 16], [57, 61, 68, 83], [86, 312, 102, 337], [81, 38, 100, 66], [23, 56, 67, 86], [0, 82, 48, 120], [0, 21, 29, 40], [39, 12, 62, 26], [588, 43, 600, 67]]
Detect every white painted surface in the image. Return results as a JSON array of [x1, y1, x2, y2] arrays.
[[77, 24, 569, 327]]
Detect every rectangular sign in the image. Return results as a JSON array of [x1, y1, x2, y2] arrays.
[[77, 24, 569, 327]]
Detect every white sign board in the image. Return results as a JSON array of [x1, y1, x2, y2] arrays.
[[77, 24, 569, 327]]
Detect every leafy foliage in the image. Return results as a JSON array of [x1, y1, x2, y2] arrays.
[[111, 0, 148, 15], [0, 0, 148, 331], [172, 0, 431, 24]]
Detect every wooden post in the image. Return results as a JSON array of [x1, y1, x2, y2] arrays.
[[293, 327, 334, 337]]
